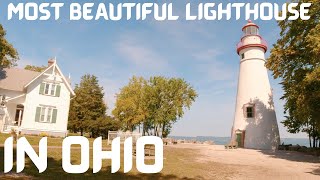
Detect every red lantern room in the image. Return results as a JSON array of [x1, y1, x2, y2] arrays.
[[236, 20, 268, 55]]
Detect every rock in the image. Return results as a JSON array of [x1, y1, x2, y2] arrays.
[[289, 145, 300, 151]]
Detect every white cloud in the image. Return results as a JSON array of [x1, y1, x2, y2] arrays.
[[17, 59, 32, 68], [17, 56, 43, 68], [116, 35, 169, 71]]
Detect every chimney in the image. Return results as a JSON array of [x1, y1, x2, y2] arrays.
[[48, 58, 55, 66]]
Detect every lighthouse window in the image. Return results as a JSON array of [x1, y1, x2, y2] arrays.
[[248, 27, 253, 35], [246, 106, 254, 118], [244, 27, 258, 35], [241, 53, 245, 59]]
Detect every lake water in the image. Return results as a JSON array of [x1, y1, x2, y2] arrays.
[[169, 136, 310, 147]]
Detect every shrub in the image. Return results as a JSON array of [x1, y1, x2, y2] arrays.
[[39, 132, 49, 137]]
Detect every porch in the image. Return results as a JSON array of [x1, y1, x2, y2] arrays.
[[0, 94, 25, 133], [0, 105, 24, 133]]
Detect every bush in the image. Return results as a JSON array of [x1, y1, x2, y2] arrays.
[[39, 132, 49, 137], [87, 116, 121, 139]]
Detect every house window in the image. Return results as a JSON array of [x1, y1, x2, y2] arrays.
[[45, 84, 50, 94], [241, 53, 245, 59], [40, 82, 61, 97], [36, 106, 58, 123], [51, 84, 56, 96], [40, 107, 46, 122], [246, 106, 255, 118], [44, 83, 56, 95], [46, 108, 52, 122]]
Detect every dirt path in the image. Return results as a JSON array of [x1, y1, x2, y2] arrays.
[[169, 144, 320, 180]]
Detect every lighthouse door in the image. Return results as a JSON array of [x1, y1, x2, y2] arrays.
[[235, 130, 245, 148], [236, 134, 242, 147]]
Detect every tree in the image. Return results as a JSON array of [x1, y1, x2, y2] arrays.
[[24, 65, 47, 72], [112, 76, 148, 131], [0, 24, 19, 68], [87, 115, 121, 139], [113, 76, 198, 137], [68, 74, 107, 137], [266, 0, 320, 147], [145, 77, 197, 137]]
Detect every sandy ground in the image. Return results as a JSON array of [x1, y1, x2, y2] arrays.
[[169, 143, 320, 180]]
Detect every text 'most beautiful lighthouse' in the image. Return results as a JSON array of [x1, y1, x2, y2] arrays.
[[231, 20, 280, 150]]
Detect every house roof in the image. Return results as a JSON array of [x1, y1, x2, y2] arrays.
[[24, 61, 75, 96], [0, 61, 75, 96], [0, 68, 41, 92]]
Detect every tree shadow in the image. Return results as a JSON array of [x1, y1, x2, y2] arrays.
[[310, 167, 320, 176], [0, 68, 7, 80], [258, 149, 320, 176], [0, 147, 203, 179], [238, 95, 320, 176], [25, 157, 200, 179], [243, 95, 280, 150], [258, 149, 320, 163]]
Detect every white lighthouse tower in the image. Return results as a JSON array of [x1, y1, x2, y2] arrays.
[[231, 20, 280, 150]]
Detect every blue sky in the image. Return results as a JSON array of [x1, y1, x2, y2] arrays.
[[0, 0, 308, 138]]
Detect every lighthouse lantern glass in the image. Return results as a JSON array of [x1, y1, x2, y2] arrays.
[[243, 26, 259, 36]]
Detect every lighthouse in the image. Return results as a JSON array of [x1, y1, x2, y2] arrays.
[[231, 20, 280, 150]]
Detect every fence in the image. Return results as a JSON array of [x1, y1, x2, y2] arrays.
[[107, 131, 142, 145]]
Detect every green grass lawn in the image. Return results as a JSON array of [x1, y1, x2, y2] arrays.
[[0, 133, 109, 147], [0, 133, 63, 147], [0, 133, 237, 179]]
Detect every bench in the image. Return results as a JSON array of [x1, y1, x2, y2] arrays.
[[225, 141, 238, 149], [133, 143, 155, 156]]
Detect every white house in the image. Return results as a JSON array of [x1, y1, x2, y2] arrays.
[[0, 59, 75, 137]]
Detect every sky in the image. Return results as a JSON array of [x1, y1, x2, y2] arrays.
[[0, 0, 308, 138]]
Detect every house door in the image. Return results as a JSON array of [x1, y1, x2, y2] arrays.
[[14, 105, 24, 126]]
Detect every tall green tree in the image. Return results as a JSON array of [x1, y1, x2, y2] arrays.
[[144, 77, 198, 137], [113, 76, 197, 137], [266, 0, 320, 147], [0, 24, 19, 68], [24, 65, 47, 72], [112, 76, 148, 131], [87, 115, 121, 139], [68, 74, 107, 137]]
